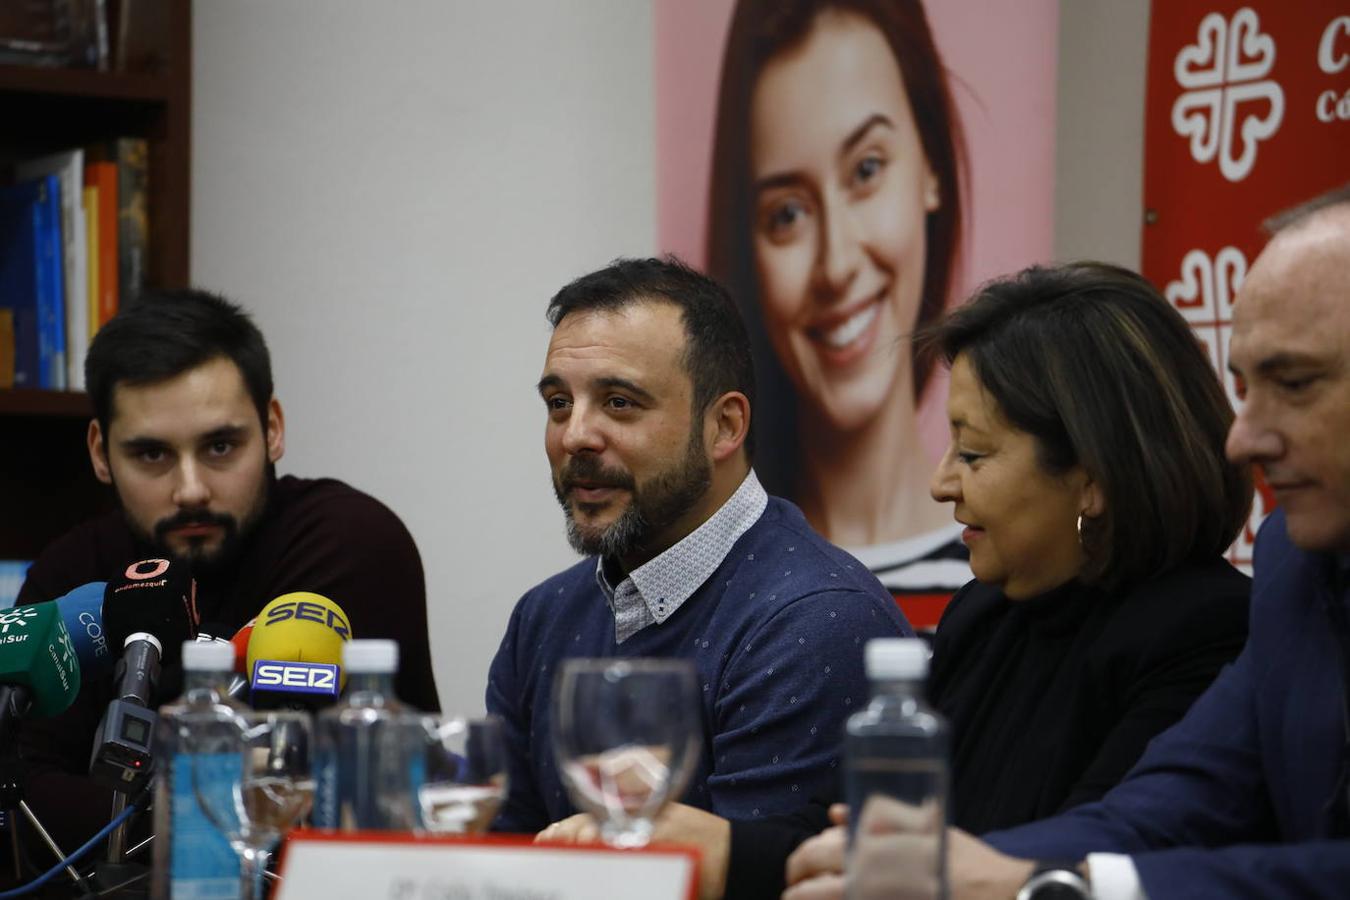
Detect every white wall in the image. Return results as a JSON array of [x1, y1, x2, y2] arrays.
[[192, 1, 657, 718], [192, 0, 1154, 721]]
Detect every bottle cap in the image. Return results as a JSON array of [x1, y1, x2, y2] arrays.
[[865, 638, 929, 680], [343, 639, 399, 674], [182, 639, 234, 671]]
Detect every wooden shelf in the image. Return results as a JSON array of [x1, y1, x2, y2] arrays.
[[0, 64, 173, 102], [0, 2, 189, 561], [0, 389, 93, 418]]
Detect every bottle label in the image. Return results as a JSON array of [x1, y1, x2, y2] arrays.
[[311, 723, 425, 830], [169, 751, 242, 899], [312, 747, 338, 829]]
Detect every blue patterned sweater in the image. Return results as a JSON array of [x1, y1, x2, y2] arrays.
[[487, 496, 912, 832]]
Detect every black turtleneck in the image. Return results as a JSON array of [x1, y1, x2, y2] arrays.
[[930, 557, 1249, 833], [726, 556, 1251, 899]]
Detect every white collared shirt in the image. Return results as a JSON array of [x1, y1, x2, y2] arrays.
[[595, 471, 768, 643], [1088, 854, 1149, 899]]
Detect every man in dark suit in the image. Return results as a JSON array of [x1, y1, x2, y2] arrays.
[[783, 185, 1350, 900]]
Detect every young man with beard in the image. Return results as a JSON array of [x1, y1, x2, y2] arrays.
[[15, 289, 438, 852], [487, 257, 911, 839]]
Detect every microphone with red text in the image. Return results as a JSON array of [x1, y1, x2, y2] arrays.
[[101, 558, 198, 673], [245, 592, 352, 709], [90, 558, 197, 793]]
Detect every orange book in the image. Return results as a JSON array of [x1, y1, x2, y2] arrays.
[[84, 161, 118, 327]]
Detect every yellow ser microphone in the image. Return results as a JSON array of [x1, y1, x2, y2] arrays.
[[246, 592, 353, 706]]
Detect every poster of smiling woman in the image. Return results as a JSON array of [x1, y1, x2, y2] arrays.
[[654, 0, 1059, 627]]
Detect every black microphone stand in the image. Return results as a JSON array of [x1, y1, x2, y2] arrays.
[[0, 684, 94, 894], [90, 635, 162, 899], [93, 799, 149, 899]]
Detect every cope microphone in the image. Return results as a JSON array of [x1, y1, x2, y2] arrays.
[[245, 592, 352, 709], [90, 558, 197, 792], [51, 575, 200, 688], [52, 580, 114, 682]]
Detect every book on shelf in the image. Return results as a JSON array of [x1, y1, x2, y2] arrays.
[[0, 0, 104, 69], [34, 171, 66, 389], [0, 136, 151, 394], [0, 178, 43, 388], [0, 0, 175, 74], [0, 174, 66, 390], [88, 137, 148, 308], [84, 158, 118, 330], [0, 128, 154, 388], [17, 149, 89, 391], [83, 183, 99, 343]]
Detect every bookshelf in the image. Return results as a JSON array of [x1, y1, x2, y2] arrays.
[[0, 2, 191, 564]]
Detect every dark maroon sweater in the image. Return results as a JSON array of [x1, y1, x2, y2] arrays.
[[14, 474, 439, 857]]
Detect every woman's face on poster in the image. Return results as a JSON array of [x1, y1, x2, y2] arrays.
[[749, 10, 939, 433]]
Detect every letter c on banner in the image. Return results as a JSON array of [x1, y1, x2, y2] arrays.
[[1320, 16, 1350, 74], [125, 559, 171, 580], [1317, 89, 1350, 122]]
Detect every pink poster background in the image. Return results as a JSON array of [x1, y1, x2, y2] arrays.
[[653, 0, 1061, 463]]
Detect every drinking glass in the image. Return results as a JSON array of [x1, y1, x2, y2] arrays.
[[412, 714, 509, 835], [551, 658, 701, 848], [189, 710, 315, 900]]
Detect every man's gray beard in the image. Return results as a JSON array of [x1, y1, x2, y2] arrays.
[[560, 435, 712, 561], [564, 501, 651, 559]]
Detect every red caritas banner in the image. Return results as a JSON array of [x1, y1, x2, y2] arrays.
[[1143, 2, 1349, 566]]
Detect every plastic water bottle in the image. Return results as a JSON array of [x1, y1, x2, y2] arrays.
[[150, 640, 250, 900], [844, 638, 949, 899], [312, 639, 419, 830]]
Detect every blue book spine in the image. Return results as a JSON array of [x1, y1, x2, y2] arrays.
[[0, 181, 42, 388], [34, 175, 67, 390]]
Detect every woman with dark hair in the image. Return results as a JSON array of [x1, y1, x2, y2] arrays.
[[707, 0, 970, 623], [539, 263, 1254, 900], [776, 261, 1255, 899]]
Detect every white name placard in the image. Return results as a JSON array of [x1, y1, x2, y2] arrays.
[[275, 830, 699, 900]]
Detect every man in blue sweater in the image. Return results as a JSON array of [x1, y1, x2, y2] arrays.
[[487, 257, 911, 841], [784, 188, 1350, 899]]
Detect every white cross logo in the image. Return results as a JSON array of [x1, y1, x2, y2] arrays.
[[57, 629, 77, 672], [0, 608, 37, 634], [1165, 247, 1264, 567], [1165, 246, 1247, 410], [1171, 8, 1284, 182]]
